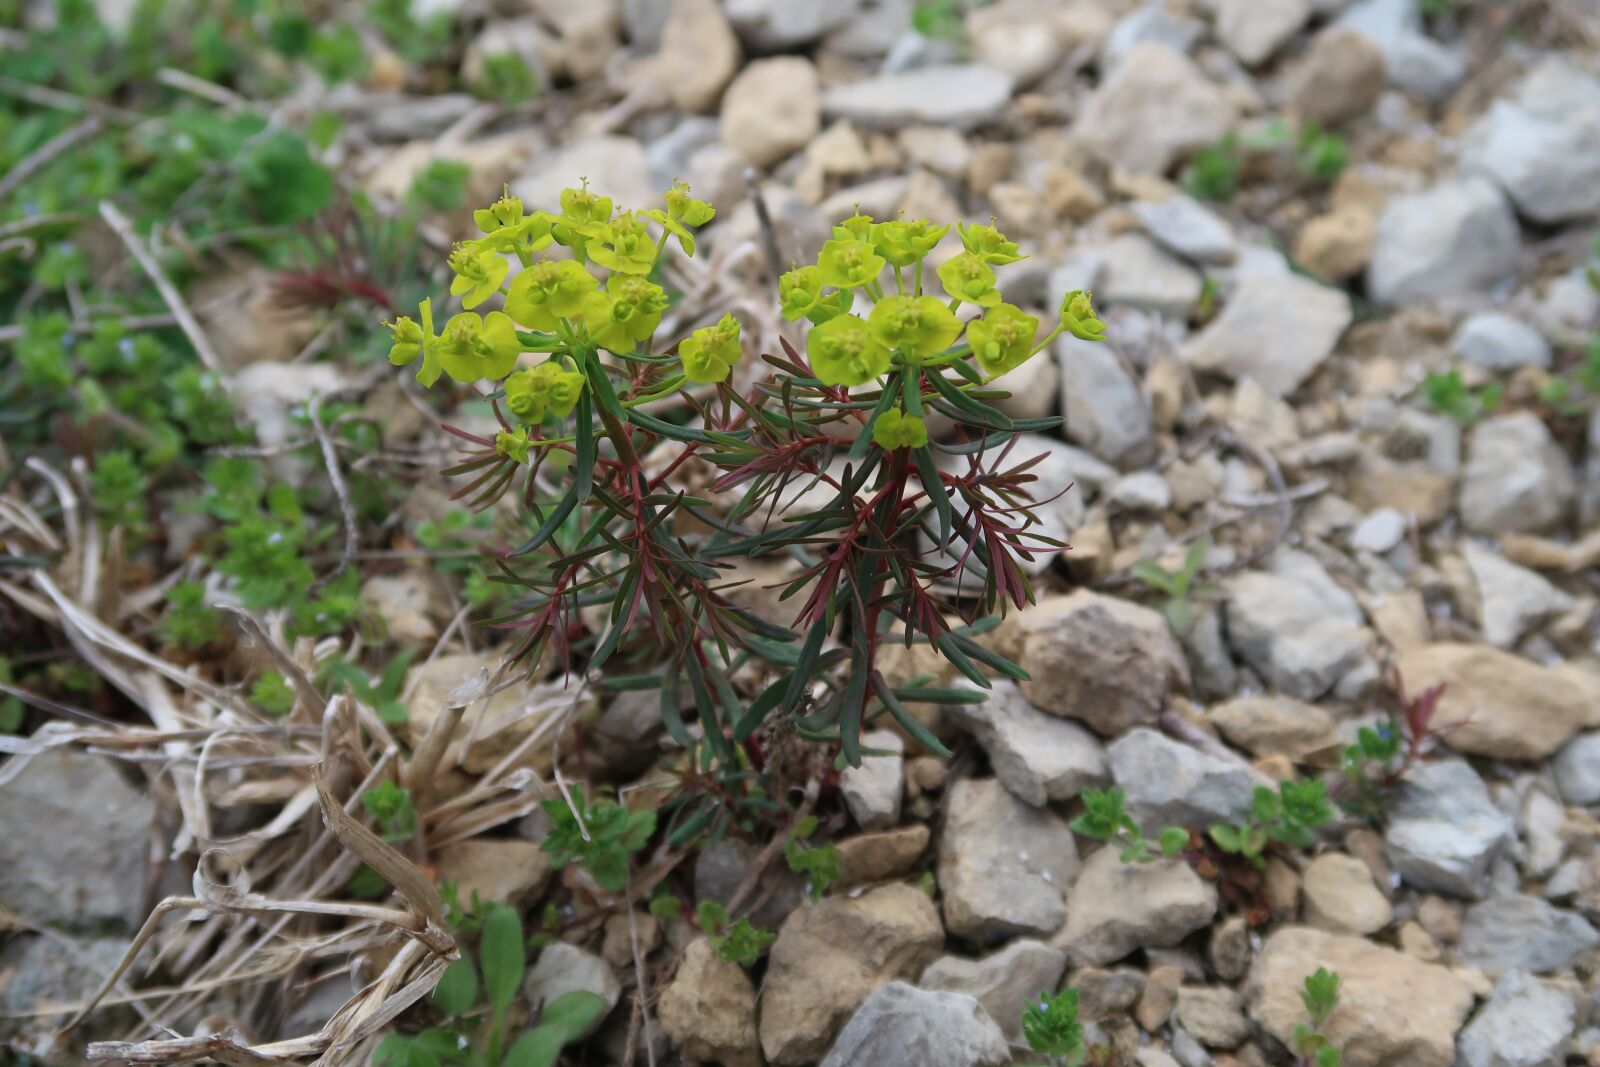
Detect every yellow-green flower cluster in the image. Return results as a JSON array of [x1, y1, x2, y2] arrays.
[[385, 180, 721, 413], [776, 213, 1107, 392]]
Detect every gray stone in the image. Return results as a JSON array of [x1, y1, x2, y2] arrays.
[[1098, 234, 1203, 318], [821, 982, 1010, 1067], [1055, 847, 1218, 965], [1451, 312, 1552, 371], [1107, 728, 1256, 830], [1100, 6, 1205, 74], [0, 748, 154, 929], [939, 778, 1079, 942], [1553, 732, 1600, 806], [1224, 553, 1371, 701], [1350, 508, 1406, 553], [695, 836, 805, 930], [1460, 413, 1576, 535], [1013, 591, 1190, 736], [1109, 471, 1172, 512], [822, 65, 1014, 130], [1215, 0, 1311, 65], [1459, 971, 1575, 1067], [1058, 335, 1156, 469], [1175, 985, 1250, 1048], [1336, 0, 1464, 101], [724, 0, 859, 48], [1289, 27, 1386, 126], [840, 730, 904, 831], [0, 934, 136, 1060], [1461, 58, 1600, 224], [1462, 541, 1573, 648], [1183, 271, 1352, 396], [1131, 196, 1237, 265], [921, 939, 1069, 1045], [1457, 895, 1600, 975], [1366, 179, 1520, 307], [1077, 41, 1236, 175], [946, 680, 1108, 807], [761, 884, 945, 1066], [1385, 759, 1515, 899], [524, 943, 620, 1038]]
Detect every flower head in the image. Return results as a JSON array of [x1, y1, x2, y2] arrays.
[[495, 426, 532, 464], [645, 180, 716, 255], [873, 219, 948, 268], [867, 295, 962, 358], [448, 242, 510, 309], [779, 264, 824, 321], [435, 310, 522, 383], [474, 191, 525, 234], [958, 221, 1025, 265], [587, 211, 659, 275], [553, 180, 614, 255], [680, 313, 742, 384], [506, 259, 599, 331], [582, 274, 669, 352], [807, 314, 890, 388], [1059, 289, 1107, 341], [832, 213, 876, 242], [937, 252, 1001, 307], [817, 239, 885, 290], [871, 408, 928, 450], [967, 302, 1041, 378], [505, 361, 587, 423], [386, 298, 441, 387]]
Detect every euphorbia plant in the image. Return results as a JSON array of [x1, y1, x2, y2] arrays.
[[384, 181, 1107, 783]]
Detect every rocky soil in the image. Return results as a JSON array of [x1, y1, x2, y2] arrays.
[[6, 0, 1600, 1066]]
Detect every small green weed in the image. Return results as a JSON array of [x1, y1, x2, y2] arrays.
[[1183, 138, 1242, 201], [1293, 968, 1343, 1067], [1423, 369, 1502, 423], [782, 815, 841, 900], [540, 786, 657, 892], [1209, 780, 1335, 868], [1070, 787, 1189, 863], [696, 900, 775, 966], [1130, 540, 1220, 635], [361, 780, 417, 843]]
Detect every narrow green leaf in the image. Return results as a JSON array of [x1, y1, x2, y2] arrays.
[[870, 671, 952, 757], [480, 904, 525, 1017]]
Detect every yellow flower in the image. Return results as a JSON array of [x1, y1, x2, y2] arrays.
[[645, 180, 716, 255], [958, 221, 1025, 264], [807, 314, 890, 387], [873, 219, 948, 268], [587, 211, 660, 275], [448, 243, 510, 309], [867, 295, 962, 358], [968, 302, 1041, 378], [832, 213, 876, 242], [386, 298, 441, 387], [505, 361, 587, 423], [553, 180, 614, 255], [582, 274, 669, 352], [1059, 289, 1107, 341], [817, 238, 885, 290], [435, 310, 522, 383], [506, 259, 599, 330], [937, 252, 1001, 307], [496, 427, 532, 464], [871, 408, 928, 450], [680, 313, 742, 383], [474, 191, 525, 234], [779, 265, 823, 320]]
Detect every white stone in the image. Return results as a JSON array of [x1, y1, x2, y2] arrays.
[[1553, 732, 1600, 806], [946, 680, 1108, 806], [1183, 271, 1351, 396], [1215, 0, 1311, 66], [1109, 471, 1172, 511], [1459, 413, 1576, 535], [1366, 179, 1520, 307], [1385, 759, 1515, 899], [822, 65, 1014, 130], [1459, 970, 1575, 1067], [1058, 335, 1156, 469], [840, 730, 904, 831], [1461, 540, 1573, 648], [1076, 42, 1235, 175], [1451, 312, 1552, 370], [1107, 728, 1257, 830], [820, 982, 1010, 1067], [1350, 508, 1406, 553], [1131, 196, 1237, 265], [1460, 57, 1600, 224]]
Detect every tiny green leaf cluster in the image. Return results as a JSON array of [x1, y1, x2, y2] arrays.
[[1292, 968, 1344, 1067], [1209, 780, 1335, 868], [539, 787, 657, 892], [1129, 540, 1220, 635], [1069, 787, 1189, 863], [782, 815, 841, 900], [696, 899, 776, 966], [1423, 369, 1502, 424], [379, 903, 605, 1067], [1022, 987, 1087, 1066], [361, 780, 417, 843]]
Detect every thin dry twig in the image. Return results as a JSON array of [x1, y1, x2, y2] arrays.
[[307, 392, 361, 585], [0, 115, 101, 200], [97, 200, 223, 372]]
